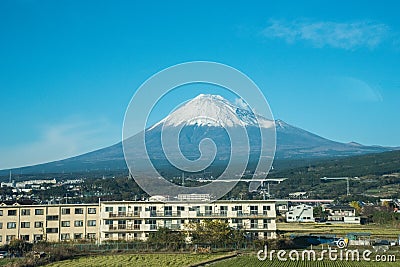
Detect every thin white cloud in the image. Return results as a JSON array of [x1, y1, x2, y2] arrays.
[[338, 77, 383, 102], [0, 117, 119, 170], [262, 19, 389, 50]]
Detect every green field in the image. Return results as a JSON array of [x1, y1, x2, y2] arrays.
[[3, 252, 399, 267], [211, 255, 400, 266], [277, 222, 400, 239], [44, 253, 228, 267]]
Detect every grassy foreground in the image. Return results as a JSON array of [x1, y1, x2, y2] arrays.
[[44, 253, 228, 267]]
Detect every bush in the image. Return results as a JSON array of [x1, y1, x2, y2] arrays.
[[266, 237, 294, 250]]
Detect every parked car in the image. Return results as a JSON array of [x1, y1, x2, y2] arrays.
[[0, 251, 8, 258], [373, 240, 390, 246]]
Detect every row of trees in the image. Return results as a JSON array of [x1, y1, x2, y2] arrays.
[[146, 219, 248, 249]]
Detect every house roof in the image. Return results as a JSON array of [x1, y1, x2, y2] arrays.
[[328, 205, 354, 210]]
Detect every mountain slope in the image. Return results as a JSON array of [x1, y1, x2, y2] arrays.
[[275, 119, 387, 158], [0, 94, 392, 174]]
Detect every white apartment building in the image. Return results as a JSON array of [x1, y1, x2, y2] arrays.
[[0, 200, 277, 245], [99, 200, 277, 242]]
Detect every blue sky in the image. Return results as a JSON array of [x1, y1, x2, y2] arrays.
[[0, 0, 399, 169]]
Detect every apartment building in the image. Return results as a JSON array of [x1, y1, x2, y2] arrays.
[[0, 203, 99, 245], [0, 200, 277, 245], [99, 200, 277, 242]]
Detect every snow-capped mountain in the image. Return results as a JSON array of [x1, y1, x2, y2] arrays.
[[150, 94, 273, 129], [142, 94, 275, 169], [1, 94, 392, 174]]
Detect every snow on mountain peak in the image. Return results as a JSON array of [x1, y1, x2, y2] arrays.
[[150, 94, 274, 129]]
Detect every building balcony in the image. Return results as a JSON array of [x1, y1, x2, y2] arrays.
[[165, 224, 182, 230], [196, 212, 228, 217], [106, 224, 140, 230], [105, 224, 159, 231], [108, 212, 141, 218], [236, 212, 272, 218]]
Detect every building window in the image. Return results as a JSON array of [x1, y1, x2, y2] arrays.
[[105, 207, 113, 212], [61, 208, 70, 215], [263, 206, 271, 215], [118, 207, 126, 213], [148, 206, 156, 216], [88, 220, 96, 227], [61, 221, 70, 227], [7, 222, 16, 229], [0, 210, 3, 216], [35, 209, 44, 215], [232, 218, 242, 224], [88, 208, 97, 214], [8, 210, 17, 216], [118, 233, 126, 239], [74, 233, 83, 240], [164, 206, 172, 216], [220, 206, 228, 215], [34, 235, 43, 241], [74, 220, 84, 227], [145, 219, 156, 230], [21, 222, 30, 228], [21, 209, 30, 216], [87, 233, 96, 239], [133, 206, 141, 216], [21, 235, 29, 241], [35, 221, 44, 228], [263, 219, 270, 229], [250, 219, 258, 229], [117, 220, 126, 229], [46, 215, 59, 221], [105, 220, 113, 225], [164, 219, 172, 228], [61, 233, 70, 241], [233, 206, 243, 215], [250, 206, 259, 215], [104, 233, 110, 239], [6, 235, 16, 242], [0, 236, 2, 242], [205, 206, 212, 215], [118, 207, 126, 216], [0, 222, 2, 229], [134, 220, 141, 230], [75, 208, 84, 214], [177, 206, 184, 216], [46, 228, 58, 233]]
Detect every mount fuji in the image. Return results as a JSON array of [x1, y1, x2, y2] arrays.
[[0, 94, 391, 174], [149, 94, 274, 129]]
